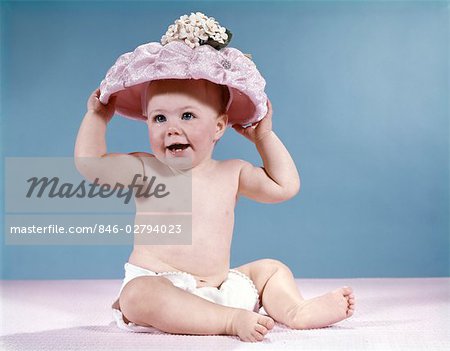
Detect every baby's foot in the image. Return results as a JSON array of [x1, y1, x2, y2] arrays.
[[287, 286, 355, 329], [227, 309, 275, 342]]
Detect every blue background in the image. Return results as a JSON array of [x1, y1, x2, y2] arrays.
[[1, 1, 448, 279]]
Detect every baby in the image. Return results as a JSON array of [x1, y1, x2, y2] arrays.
[[74, 13, 355, 342]]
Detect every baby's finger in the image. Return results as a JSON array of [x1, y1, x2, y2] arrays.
[[91, 88, 100, 97], [265, 99, 273, 118], [232, 124, 250, 134], [233, 124, 256, 141]]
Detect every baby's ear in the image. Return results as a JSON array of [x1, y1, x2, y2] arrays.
[[214, 113, 228, 141]]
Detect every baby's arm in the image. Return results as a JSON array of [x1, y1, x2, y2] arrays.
[[74, 88, 147, 186], [233, 99, 300, 203]]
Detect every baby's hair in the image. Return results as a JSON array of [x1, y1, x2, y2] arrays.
[[216, 83, 230, 116]]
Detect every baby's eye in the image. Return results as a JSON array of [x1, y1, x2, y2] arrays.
[[181, 112, 195, 120], [154, 114, 166, 123]]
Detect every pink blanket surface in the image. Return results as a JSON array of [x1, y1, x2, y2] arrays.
[[1, 278, 449, 350]]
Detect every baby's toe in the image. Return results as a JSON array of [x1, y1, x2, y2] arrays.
[[347, 301, 355, 317], [341, 286, 353, 296], [347, 309, 354, 317], [255, 323, 268, 336], [252, 330, 265, 342], [259, 315, 275, 330], [348, 305, 355, 316]]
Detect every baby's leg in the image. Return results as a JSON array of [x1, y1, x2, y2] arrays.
[[236, 259, 355, 329], [117, 276, 274, 342]]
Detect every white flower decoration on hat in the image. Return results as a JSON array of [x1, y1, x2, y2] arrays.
[[161, 12, 232, 50]]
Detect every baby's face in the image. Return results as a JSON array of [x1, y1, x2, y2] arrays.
[[145, 79, 227, 169]]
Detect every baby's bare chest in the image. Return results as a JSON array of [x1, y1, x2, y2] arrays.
[[132, 169, 239, 274], [190, 177, 238, 246], [193, 175, 237, 213]]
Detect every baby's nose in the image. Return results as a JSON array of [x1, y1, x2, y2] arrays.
[[167, 126, 182, 136]]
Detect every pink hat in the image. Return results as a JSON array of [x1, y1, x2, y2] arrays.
[[99, 13, 267, 126]]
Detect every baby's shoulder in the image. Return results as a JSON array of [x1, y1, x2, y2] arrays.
[[129, 151, 155, 158], [214, 158, 251, 174], [218, 158, 252, 167], [127, 152, 158, 175], [128, 152, 155, 165]]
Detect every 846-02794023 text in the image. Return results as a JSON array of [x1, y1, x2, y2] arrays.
[[8, 224, 184, 235]]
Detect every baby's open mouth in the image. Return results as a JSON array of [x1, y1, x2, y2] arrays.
[[166, 143, 191, 153]]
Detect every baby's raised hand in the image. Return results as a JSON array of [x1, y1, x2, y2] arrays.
[[232, 99, 273, 143], [86, 88, 117, 123]]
